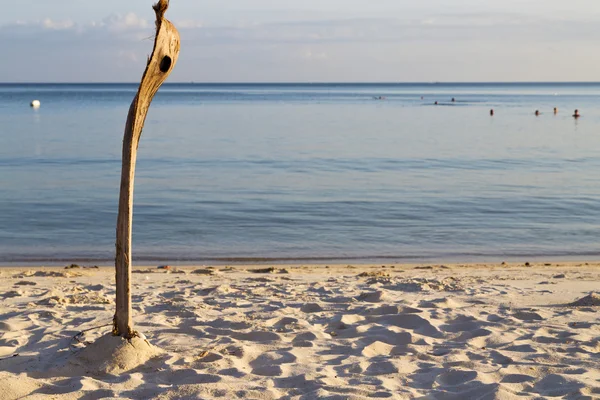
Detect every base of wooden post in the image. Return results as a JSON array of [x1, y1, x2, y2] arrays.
[[72, 334, 161, 375]]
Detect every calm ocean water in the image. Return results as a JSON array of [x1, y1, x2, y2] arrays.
[[1, 82, 600, 265]]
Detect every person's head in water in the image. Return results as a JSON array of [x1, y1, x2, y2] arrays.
[[535, 110, 540, 116], [573, 109, 580, 117], [434, 101, 438, 105], [554, 107, 558, 114], [490, 109, 494, 116], [451, 98, 455, 102]]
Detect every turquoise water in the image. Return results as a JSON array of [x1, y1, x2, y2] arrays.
[[1, 83, 600, 264]]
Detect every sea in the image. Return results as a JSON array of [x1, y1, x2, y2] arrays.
[[1, 82, 600, 266]]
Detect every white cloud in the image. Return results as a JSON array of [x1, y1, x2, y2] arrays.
[[0, 12, 151, 35], [3, 12, 598, 46], [176, 20, 204, 29], [301, 49, 328, 60], [101, 13, 149, 32], [2, 10, 600, 82], [41, 18, 75, 30]]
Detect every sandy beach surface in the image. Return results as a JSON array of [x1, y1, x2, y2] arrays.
[[0, 262, 599, 399]]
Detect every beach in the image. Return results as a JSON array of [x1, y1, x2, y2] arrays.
[[1, 262, 599, 399], [4, 2, 600, 399]]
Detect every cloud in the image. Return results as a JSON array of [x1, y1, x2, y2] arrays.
[[301, 49, 328, 60], [176, 20, 204, 29], [2, 12, 599, 47], [1, 11, 600, 82], [0, 12, 153, 41], [41, 18, 75, 30], [422, 12, 541, 27], [101, 13, 149, 32], [170, 14, 600, 47]]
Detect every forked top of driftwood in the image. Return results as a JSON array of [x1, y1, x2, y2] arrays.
[[153, 0, 170, 21], [129, 0, 180, 147]]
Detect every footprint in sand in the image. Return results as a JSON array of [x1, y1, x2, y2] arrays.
[[84, 284, 106, 291], [217, 367, 246, 378], [355, 291, 390, 303], [359, 326, 413, 346], [251, 365, 282, 377], [301, 303, 323, 313], [503, 343, 538, 353], [440, 315, 487, 333], [1, 291, 23, 299], [365, 305, 422, 315], [364, 360, 399, 376], [193, 351, 224, 364], [269, 317, 301, 332], [335, 362, 366, 376], [533, 374, 586, 397], [486, 314, 505, 322], [501, 374, 536, 384], [164, 370, 222, 385], [434, 369, 478, 387], [292, 332, 317, 348], [456, 328, 493, 343], [249, 351, 296, 377], [13, 281, 37, 286], [371, 314, 441, 338], [512, 310, 544, 321], [489, 350, 513, 365], [418, 297, 463, 309], [205, 318, 253, 331], [206, 328, 281, 343]]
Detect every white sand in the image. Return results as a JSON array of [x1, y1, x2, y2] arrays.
[[0, 262, 599, 399]]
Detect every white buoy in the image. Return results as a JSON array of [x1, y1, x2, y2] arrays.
[[30, 100, 41, 108]]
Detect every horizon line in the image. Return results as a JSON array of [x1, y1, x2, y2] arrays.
[[3, 81, 600, 85]]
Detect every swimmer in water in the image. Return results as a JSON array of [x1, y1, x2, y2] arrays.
[[554, 107, 558, 114], [451, 98, 455, 102], [535, 110, 540, 116], [573, 109, 580, 118], [434, 101, 438, 105], [490, 109, 494, 116]]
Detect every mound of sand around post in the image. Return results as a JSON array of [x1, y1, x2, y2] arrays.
[[72, 334, 161, 375]]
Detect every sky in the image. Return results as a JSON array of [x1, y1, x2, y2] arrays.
[[1, 0, 600, 82]]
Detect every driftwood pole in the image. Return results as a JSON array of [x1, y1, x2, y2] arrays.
[[114, 0, 180, 338]]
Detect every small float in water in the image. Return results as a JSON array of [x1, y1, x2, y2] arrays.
[[30, 100, 41, 108]]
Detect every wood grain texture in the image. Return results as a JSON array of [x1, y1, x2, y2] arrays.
[[114, 0, 180, 338]]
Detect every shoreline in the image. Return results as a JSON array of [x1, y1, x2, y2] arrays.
[[1, 255, 600, 268], [0, 259, 598, 270]]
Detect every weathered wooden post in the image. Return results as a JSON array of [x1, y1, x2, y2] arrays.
[[113, 0, 180, 338]]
